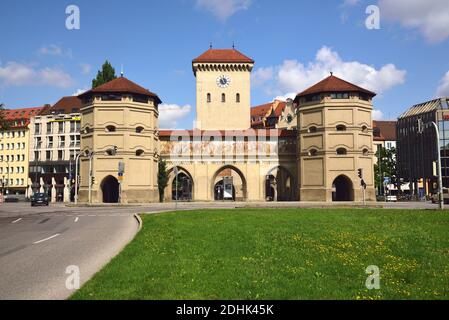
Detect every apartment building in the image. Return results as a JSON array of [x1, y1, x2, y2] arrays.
[[0, 106, 44, 195], [29, 96, 81, 201]]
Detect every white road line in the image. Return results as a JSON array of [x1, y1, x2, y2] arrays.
[[74, 217, 79, 223], [11, 218, 22, 224], [33, 233, 60, 244]]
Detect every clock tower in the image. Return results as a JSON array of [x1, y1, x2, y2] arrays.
[[192, 48, 254, 130]]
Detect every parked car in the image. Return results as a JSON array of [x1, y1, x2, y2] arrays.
[[4, 195, 19, 203], [386, 195, 397, 202], [30, 193, 49, 206]]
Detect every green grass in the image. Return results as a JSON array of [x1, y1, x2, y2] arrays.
[[71, 208, 449, 300]]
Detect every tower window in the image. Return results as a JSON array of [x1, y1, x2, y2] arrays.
[[136, 126, 144, 133], [336, 125, 347, 131], [362, 125, 368, 132], [207, 93, 211, 103], [135, 149, 144, 157], [308, 126, 317, 133], [363, 148, 369, 156], [308, 149, 318, 156], [336, 148, 347, 155], [236, 93, 240, 103], [106, 125, 116, 132], [222, 93, 226, 103]]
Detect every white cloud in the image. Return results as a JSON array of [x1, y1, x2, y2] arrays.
[[342, 0, 359, 7], [0, 61, 74, 88], [372, 109, 384, 120], [196, 0, 251, 21], [79, 63, 91, 75], [273, 93, 296, 102], [437, 71, 449, 97], [251, 66, 273, 86], [379, 0, 449, 43], [159, 104, 192, 129], [252, 46, 406, 99], [73, 88, 88, 96], [39, 44, 73, 58]]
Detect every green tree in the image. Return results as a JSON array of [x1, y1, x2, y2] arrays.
[[92, 60, 117, 88], [158, 159, 169, 202], [374, 147, 397, 190], [0, 103, 9, 131]]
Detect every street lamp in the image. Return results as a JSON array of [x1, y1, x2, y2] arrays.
[[418, 119, 443, 210], [74, 146, 118, 205]]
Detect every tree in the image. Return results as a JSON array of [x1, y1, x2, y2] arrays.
[[0, 103, 9, 131], [158, 159, 169, 202], [92, 60, 117, 88], [374, 146, 397, 192]]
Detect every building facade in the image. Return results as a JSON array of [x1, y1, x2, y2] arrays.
[[0, 107, 43, 196], [28, 96, 82, 201], [77, 77, 161, 203], [78, 48, 377, 203], [294, 74, 377, 202], [397, 98, 449, 196]]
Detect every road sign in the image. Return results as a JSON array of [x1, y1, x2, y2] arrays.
[[118, 162, 125, 174]]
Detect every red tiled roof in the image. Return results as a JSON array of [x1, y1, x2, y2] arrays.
[[159, 129, 296, 138], [373, 120, 397, 141], [296, 74, 376, 98], [78, 77, 162, 103], [193, 49, 254, 64], [1, 106, 45, 128], [273, 101, 286, 117], [251, 103, 272, 117], [41, 96, 82, 115]]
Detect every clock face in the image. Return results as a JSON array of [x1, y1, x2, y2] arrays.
[[216, 75, 231, 88]]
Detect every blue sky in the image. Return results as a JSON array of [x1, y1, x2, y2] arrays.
[[1, 0, 449, 129]]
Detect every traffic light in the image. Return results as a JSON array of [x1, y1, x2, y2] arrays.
[[91, 176, 95, 185], [357, 168, 363, 179]]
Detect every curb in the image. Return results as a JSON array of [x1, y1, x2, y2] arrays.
[[133, 213, 143, 231]]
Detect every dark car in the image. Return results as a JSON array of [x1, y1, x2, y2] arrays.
[[30, 193, 49, 206]]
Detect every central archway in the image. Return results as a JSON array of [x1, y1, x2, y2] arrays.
[[332, 175, 354, 201], [101, 175, 119, 203], [166, 167, 194, 202], [211, 165, 247, 201]]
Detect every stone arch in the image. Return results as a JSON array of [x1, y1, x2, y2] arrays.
[[211, 165, 247, 201], [166, 166, 194, 202], [265, 166, 294, 201], [332, 175, 354, 202], [100, 175, 119, 203]]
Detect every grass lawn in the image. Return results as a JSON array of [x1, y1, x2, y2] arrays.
[[71, 208, 449, 300]]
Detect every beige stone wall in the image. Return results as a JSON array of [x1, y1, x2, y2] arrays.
[[298, 94, 376, 202], [78, 95, 159, 203], [194, 63, 253, 130], [160, 134, 297, 202]]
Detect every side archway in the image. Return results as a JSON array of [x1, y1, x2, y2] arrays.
[[332, 175, 354, 201], [101, 175, 119, 203], [265, 166, 294, 201], [166, 167, 194, 201]]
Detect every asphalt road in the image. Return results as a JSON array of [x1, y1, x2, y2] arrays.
[[0, 200, 439, 300], [0, 203, 140, 300]]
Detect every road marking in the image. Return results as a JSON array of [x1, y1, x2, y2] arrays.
[[74, 217, 79, 223], [33, 233, 60, 244], [11, 218, 22, 224]]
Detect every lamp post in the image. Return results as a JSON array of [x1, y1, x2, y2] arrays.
[[74, 146, 118, 205], [418, 119, 443, 210]]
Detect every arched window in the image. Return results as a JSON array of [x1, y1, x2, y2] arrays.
[[221, 93, 226, 103], [336, 148, 347, 155], [363, 148, 369, 156], [236, 93, 240, 103], [362, 125, 368, 132], [106, 125, 116, 132], [336, 125, 347, 131], [136, 126, 144, 133], [207, 93, 211, 103], [135, 149, 144, 156], [308, 126, 317, 133], [308, 149, 318, 156]]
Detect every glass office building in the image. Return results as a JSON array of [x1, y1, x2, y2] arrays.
[[397, 98, 449, 195]]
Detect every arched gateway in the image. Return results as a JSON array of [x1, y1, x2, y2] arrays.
[[101, 175, 119, 203], [332, 175, 354, 202]]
